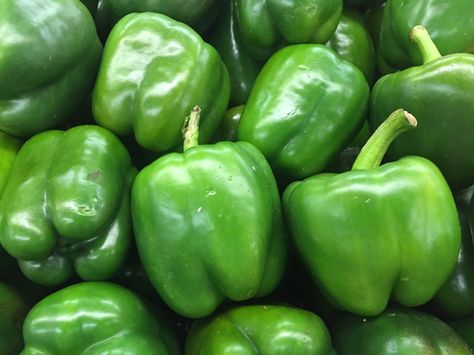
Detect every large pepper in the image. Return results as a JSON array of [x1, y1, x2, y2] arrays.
[[0, 126, 135, 286], [21, 282, 180, 354], [234, 0, 343, 60], [326, 7, 376, 84], [93, 12, 230, 152], [132, 107, 286, 318], [0, 282, 28, 355], [0, 0, 102, 137], [238, 44, 369, 181], [283, 109, 460, 316], [380, 0, 474, 69], [185, 305, 335, 354], [370, 26, 474, 190], [333, 307, 473, 354]]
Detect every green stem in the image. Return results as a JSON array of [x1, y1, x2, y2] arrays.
[[352, 109, 417, 170], [409, 25, 442, 64], [182, 106, 201, 151]]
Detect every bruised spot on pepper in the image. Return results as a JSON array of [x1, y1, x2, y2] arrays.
[[87, 170, 101, 181]]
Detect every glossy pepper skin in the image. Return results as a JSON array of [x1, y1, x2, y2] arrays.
[[333, 307, 473, 354], [326, 7, 376, 84], [283, 110, 460, 316], [206, 1, 262, 105], [21, 282, 180, 355], [238, 44, 369, 181], [370, 26, 474, 190], [234, 0, 343, 60], [132, 108, 286, 318], [185, 305, 336, 354], [93, 13, 230, 153], [0, 0, 102, 137], [380, 0, 474, 69], [212, 105, 244, 143], [0, 283, 28, 355], [0, 131, 21, 197], [0, 126, 135, 286]]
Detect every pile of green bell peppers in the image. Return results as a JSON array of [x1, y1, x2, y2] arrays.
[[1, 0, 474, 352]]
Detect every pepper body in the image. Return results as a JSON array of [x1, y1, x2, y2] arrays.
[[212, 105, 244, 143], [132, 127, 286, 318], [238, 44, 369, 180], [185, 305, 336, 354], [21, 282, 180, 355], [93, 13, 230, 152], [333, 307, 473, 354], [0, 126, 135, 285], [450, 317, 474, 349], [0, 0, 102, 137], [0, 283, 28, 355], [380, 0, 474, 69], [0, 132, 21, 197]]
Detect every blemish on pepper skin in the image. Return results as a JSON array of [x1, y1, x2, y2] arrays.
[[87, 170, 101, 180]]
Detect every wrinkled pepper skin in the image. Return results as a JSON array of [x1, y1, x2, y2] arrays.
[[185, 305, 336, 354], [333, 307, 473, 354], [0, 131, 21, 197], [95, 0, 223, 39], [370, 27, 474, 190], [283, 110, 460, 316], [93, 13, 230, 152], [380, 0, 474, 69], [21, 282, 180, 355], [0, 0, 102, 137], [0, 126, 135, 286], [0, 283, 28, 355], [326, 7, 376, 84], [238, 44, 369, 180], [431, 186, 474, 319], [450, 317, 474, 349], [206, 1, 262, 105], [234, 0, 343, 60], [344, 0, 385, 9], [132, 113, 286, 318]]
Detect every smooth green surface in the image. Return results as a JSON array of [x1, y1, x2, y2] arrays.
[[212, 105, 244, 142], [333, 307, 473, 354], [326, 7, 376, 84], [93, 12, 230, 152], [0, 131, 21, 197], [0, 283, 28, 355], [186, 305, 335, 354], [238, 44, 369, 180], [380, 0, 474, 69], [0, 0, 102, 137], [450, 317, 474, 349], [132, 140, 286, 318], [21, 282, 180, 355], [0, 126, 134, 285]]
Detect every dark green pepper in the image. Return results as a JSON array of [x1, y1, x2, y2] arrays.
[[450, 317, 474, 349], [380, 0, 474, 69], [238, 44, 369, 180], [0, 0, 102, 137], [132, 107, 286, 318], [212, 105, 244, 143], [21, 282, 180, 354], [370, 26, 474, 190], [333, 307, 473, 354], [93, 12, 230, 152], [344, 0, 385, 9], [283, 110, 460, 316], [185, 305, 336, 354], [0, 282, 28, 355], [0, 126, 135, 285]]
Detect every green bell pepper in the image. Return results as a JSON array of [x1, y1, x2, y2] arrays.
[[238, 44, 369, 180], [0, 125, 135, 286], [234, 0, 343, 60], [93, 12, 230, 152], [0, 0, 102, 137], [450, 317, 474, 349], [0, 131, 21, 197], [0, 282, 28, 355], [326, 7, 376, 84], [21, 282, 180, 355], [333, 307, 473, 354], [206, 1, 262, 105], [283, 109, 460, 316], [132, 107, 286, 318], [185, 305, 335, 354], [370, 26, 474, 190], [80, 0, 99, 15], [380, 0, 474, 69], [212, 105, 244, 143]]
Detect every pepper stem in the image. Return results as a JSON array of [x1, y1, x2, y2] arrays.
[[182, 106, 201, 151], [352, 109, 417, 171], [409, 25, 442, 64]]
